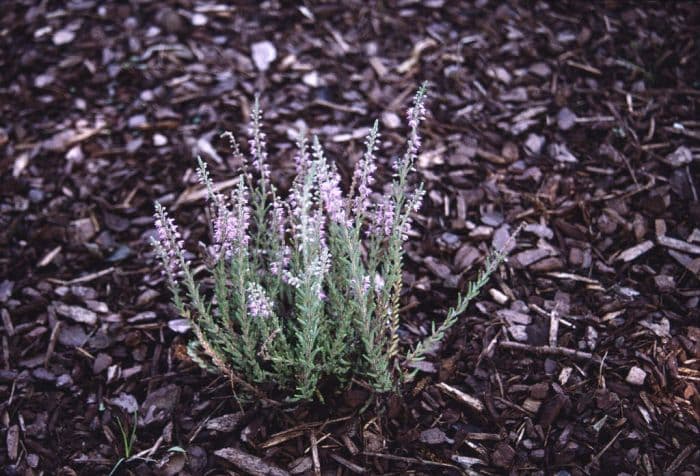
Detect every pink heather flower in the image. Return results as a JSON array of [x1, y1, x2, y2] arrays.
[[220, 131, 245, 164], [249, 96, 271, 181], [407, 103, 426, 131], [352, 121, 379, 217], [370, 194, 395, 237], [373, 273, 385, 292], [269, 197, 290, 275], [294, 133, 310, 176], [270, 245, 290, 276], [246, 282, 273, 319], [152, 203, 184, 277], [212, 179, 250, 258], [288, 171, 315, 249], [195, 157, 226, 210], [350, 275, 372, 298], [313, 137, 347, 225], [319, 169, 345, 224], [313, 208, 328, 253], [272, 197, 286, 241], [307, 243, 330, 301], [397, 188, 425, 241], [282, 270, 301, 288], [407, 187, 425, 214], [393, 83, 428, 173]]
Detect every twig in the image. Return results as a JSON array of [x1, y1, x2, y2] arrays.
[[132, 435, 164, 460], [665, 444, 696, 474], [309, 431, 321, 476], [1, 309, 15, 337], [47, 267, 115, 285], [585, 429, 622, 472], [463, 432, 502, 441], [548, 306, 560, 348], [436, 382, 484, 413], [494, 396, 534, 416], [186, 400, 227, 443], [313, 98, 366, 115], [498, 341, 602, 364], [362, 452, 459, 471], [475, 330, 500, 369], [260, 415, 353, 449], [330, 453, 366, 474], [44, 321, 62, 367], [687, 165, 698, 202]]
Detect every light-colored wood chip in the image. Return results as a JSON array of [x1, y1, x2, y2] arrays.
[[616, 240, 654, 262]]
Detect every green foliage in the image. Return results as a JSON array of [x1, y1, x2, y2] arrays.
[[108, 411, 138, 476]]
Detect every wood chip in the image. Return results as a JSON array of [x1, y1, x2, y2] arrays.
[[616, 240, 654, 262], [625, 366, 647, 386], [205, 413, 243, 433], [396, 38, 437, 74], [668, 250, 700, 274], [6, 425, 19, 461], [658, 235, 700, 255], [215, 447, 289, 476], [53, 303, 97, 325], [1, 309, 14, 337], [37, 245, 63, 267]]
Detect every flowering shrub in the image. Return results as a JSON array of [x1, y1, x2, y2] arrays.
[[152, 84, 507, 400]]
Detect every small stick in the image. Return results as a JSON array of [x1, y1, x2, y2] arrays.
[[585, 429, 622, 472], [309, 431, 321, 476], [463, 432, 502, 441], [548, 307, 560, 348], [45, 321, 62, 367], [665, 444, 696, 474], [436, 382, 484, 413], [686, 165, 698, 202], [47, 267, 115, 285], [1, 309, 15, 336], [330, 453, 366, 474], [499, 341, 602, 364], [261, 415, 353, 449], [495, 396, 533, 416], [475, 331, 500, 369], [362, 452, 459, 471]]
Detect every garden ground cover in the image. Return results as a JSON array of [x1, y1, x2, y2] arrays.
[[1, 1, 699, 474]]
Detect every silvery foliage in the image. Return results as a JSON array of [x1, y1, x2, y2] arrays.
[[152, 84, 509, 400]]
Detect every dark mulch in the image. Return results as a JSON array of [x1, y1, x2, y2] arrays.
[[1, 1, 699, 474]]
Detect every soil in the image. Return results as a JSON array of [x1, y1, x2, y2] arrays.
[[1, 1, 699, 475]]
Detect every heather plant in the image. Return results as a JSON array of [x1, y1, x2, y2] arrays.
[[151, 84, 508, 400]]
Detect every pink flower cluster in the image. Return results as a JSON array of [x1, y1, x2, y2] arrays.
[[270, 197, 291, 276], [152, 203, 184, 277], [249, 98, 271, 181], [294, 134, 310, 175], [393, 86, 427, 173], [313, 138, 347, 225], [318, 168, 345, 224], [370, 194, 395, 238], [246, 282, 273, 319], [352, 122, 379, 217], [400, 188, 426, 241], [212, 182, 251, 259]]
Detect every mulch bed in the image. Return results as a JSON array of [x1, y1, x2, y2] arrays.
[[1, 1, 699, 474]]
